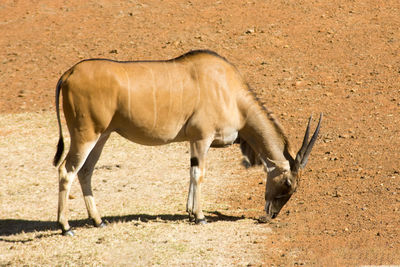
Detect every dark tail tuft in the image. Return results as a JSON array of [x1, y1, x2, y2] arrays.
[[53, 137, 64, 166]]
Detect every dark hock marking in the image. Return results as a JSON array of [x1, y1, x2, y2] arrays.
[[195, 218, 207, 225], [190, 157, 199, 167], [62, 228, 75, 237]]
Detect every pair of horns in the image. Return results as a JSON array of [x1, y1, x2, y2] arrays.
[[294, 113, 323, 171]]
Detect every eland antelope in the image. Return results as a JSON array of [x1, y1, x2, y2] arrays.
[[53, 50, 322, 236]]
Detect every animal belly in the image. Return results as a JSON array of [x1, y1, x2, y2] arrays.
[[113, 114, 187, 146]]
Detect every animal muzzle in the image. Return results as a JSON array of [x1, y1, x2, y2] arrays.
[[264, 201, 278, 219]]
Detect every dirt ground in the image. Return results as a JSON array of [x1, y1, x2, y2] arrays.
[[1, 0, 399, 265]]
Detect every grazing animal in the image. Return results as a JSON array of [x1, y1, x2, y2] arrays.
[[53, 50, 322, 236]]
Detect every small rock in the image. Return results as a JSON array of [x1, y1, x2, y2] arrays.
[[96, 237, 105, 244], [245, 28, 255, 34], [332, 190, 342, 198], [323, 92, 334, 97]]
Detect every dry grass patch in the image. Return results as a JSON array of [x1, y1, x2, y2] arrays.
[[0, 112, 270, 266]]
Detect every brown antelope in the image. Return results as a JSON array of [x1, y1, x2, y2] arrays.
[[53, 50, 322, 236]]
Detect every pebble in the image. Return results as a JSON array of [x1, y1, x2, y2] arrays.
[[332, 190, 342, 197], [295, 81, 303, 87], [245, 28, 255, 34]]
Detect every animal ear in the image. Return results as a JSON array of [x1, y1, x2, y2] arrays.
[[264, 158, 290, 173]]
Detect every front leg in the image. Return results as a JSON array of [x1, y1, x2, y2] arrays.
[[186, 139, 211, 224], [186, 175, 195, 222], [188, 157, 206, 224]]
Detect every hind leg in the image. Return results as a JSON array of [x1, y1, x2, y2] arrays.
[[57, 137, 99, 235], [77, 133, 110, 228]]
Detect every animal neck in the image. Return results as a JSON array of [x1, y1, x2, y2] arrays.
[[238, 95, 294, 166]]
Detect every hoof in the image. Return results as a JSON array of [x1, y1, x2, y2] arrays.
[[95, 221, 107, 228], [188, 215, 195, 223], [62, 228, 75, 237], [195, 218, 207, 225]]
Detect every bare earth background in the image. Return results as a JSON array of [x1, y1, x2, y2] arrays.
[[0, 0, 399, 266]]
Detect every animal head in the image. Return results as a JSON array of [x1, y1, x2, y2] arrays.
[[264, 114, 322, 219]]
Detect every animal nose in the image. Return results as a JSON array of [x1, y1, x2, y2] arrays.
[[265, 202, 278, 219]]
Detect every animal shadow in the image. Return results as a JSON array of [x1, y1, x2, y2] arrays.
[[0, 211, 248, 239]]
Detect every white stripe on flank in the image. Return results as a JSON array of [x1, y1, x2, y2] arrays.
[[122, 65, 132, 120], [149, 67, 157, 131], [167, 62, 173, 126], [193, 64, 201, 109], [178, 63, 184, 128]]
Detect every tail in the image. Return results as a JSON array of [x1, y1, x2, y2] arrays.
[[53, 78, 64, 166]]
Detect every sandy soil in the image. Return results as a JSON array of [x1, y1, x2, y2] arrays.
[[1, 0, 399, 265]]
